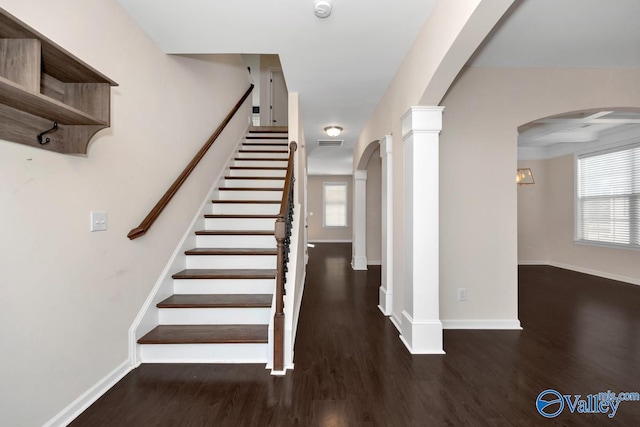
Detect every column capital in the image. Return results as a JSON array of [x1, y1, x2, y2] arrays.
[[379, 135, 393, 158], [354, 170, 367, 181], [402, 106, 445, 140]]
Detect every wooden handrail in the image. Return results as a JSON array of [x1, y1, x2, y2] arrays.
[[273, 141, 297, 372], [127, 84, 254, 240]]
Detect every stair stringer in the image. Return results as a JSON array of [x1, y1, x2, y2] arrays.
[[128, 130, 248, 368]]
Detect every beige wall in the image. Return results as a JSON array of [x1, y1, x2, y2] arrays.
[[0, 1, 251, 426], [365, 147, 382, 264], [355, 0, 515, 325], [307, 175, 353, 242], [438, 66, 640, 322], [519, 155, 640, 284]]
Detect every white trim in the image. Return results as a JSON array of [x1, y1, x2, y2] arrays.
[[518, 260, 640, 286], [308, 239, 352, 243], [390, 313, 402, 332], [351, 255, 367, 270], [517, 260, 549, 265], [43, 361, 131, 427], [399, 311, 444, 354], [367, 260, 382, 265], [442, 320, 522, 330]]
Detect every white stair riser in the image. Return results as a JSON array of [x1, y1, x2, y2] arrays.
[[196, 234, 276, 248], [211, 203, 280, 215], [245, 135, 288, 141], [228, 169, 286, 178], [218, 190, 281, 201], [186, 254, 276, 269], [159, 307, 271, 325], [222, 179, 284, 188], [237, 151, 288, 159], [234, 159, 288, 168], [241, 145, 289, 152], [173, 278, 275, 295], [139, 343, 268, 363], [204, 217, 275, 230]]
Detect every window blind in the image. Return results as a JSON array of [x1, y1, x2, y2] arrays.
[[323, 182, 347, 227], [577, 143, 640, 248]]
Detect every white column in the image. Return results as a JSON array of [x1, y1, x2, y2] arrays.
[[378, 135, 393, 315], [351, 170, 368, 270], [400, 106, 445, 354]]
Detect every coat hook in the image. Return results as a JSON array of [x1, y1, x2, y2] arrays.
[[37, 122, 58, 145]]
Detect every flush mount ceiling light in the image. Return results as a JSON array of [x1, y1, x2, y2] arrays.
[[314, 1, 332, 18], [324, 126, 343, 137]]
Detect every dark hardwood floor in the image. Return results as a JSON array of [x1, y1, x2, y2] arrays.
[[70, 244, 640, 426]]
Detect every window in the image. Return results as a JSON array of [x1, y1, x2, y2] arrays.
[[323, 182, 348, 227], [576, 143, 640, 249]]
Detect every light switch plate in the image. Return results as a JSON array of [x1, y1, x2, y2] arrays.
[[91, 211, 107, 231]]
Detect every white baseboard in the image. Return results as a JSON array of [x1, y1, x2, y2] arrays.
[[43, 360, 131, 427], [519, 260, 640, 286], [442, 319, 522, 330], [307, 239, 352, 243], [390, 313, 402, 333]]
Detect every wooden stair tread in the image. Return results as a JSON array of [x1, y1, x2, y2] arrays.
[[172, 269, 277, 279], [138, 325, 268, 344], [224, 176, 285, 180], [219, 188, 281, 193], [158, 294, 272, 308], [242, 143, 288, 147], [239, 150, 288, 153], [195, 230, 273, 235], [185, 248, 277, 255], [235, 157, 287, 161], [245, 135, 288, 140], [204, 214, 278, 219], [211, 200, 280, 204], [229, 166, 287, 170]]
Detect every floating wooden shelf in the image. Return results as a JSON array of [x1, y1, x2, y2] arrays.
[[0, 7, 117, 154]]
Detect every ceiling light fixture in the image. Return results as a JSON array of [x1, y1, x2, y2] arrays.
[[314, 1, 332, 18], [324, 126, 343, 137]]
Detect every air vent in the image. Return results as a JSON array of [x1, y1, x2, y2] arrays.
[[318, 139, 343, 147]]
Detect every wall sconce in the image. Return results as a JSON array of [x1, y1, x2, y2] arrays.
[[324, 126, 343, 137], [516, 168, 534, 185]]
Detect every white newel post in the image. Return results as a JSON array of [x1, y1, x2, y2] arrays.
[[352, 170, 368, 270], [378, 135, 393, 315], [400, 106, 445, 354]]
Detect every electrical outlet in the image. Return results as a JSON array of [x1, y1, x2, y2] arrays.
[[91, 211, 107, 231], [458, 288, 467, 301]]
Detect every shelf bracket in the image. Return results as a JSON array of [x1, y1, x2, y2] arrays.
[[37, 121, 58, 145]]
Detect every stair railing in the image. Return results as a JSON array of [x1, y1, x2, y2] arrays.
[[274, 140, 297, 372], [127, 84, 254, 240]]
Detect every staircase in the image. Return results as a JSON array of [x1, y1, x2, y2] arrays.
[[137, 127, 290, 364]]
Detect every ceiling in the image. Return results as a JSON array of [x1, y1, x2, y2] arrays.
[[117, 0, 437, 175], [118, 0, 640, 173]]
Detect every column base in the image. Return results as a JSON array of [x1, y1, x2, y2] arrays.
[[399, 311, 445, 354], [351, 256, 368, 270], [378, 287, 393, 316]]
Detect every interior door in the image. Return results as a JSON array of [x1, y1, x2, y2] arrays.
[[270, 70, 288, 126]]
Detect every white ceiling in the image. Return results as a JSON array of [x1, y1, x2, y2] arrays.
[[117, 0, 437, 175], [118, 0, 640, 172]]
